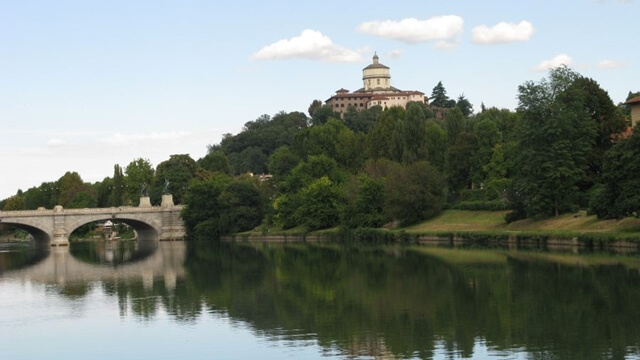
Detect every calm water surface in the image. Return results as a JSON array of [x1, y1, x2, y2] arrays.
[[1, 240, 640, 360]]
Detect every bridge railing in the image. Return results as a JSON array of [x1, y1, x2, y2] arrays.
[[0, 205, 183, 218]]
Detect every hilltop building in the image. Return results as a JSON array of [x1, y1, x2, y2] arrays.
[[326, 53, 428, 115], [626, 95, 640, 127]]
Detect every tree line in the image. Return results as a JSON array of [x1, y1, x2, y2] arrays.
[[2, 67, 638, 240]]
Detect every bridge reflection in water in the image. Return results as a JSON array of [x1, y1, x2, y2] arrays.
[[0, 241, 185, 291]]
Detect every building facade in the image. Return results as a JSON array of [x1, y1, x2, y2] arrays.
[[326, 53, 428, 115], [626, 95, 640, 127]]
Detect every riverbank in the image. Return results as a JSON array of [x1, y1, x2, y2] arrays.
[[224, 210, 640, 250]]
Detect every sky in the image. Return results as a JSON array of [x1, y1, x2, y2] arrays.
[[1, 0, 638, 200]]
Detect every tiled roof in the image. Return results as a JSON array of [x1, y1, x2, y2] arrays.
[[625, 95, 640, 104]]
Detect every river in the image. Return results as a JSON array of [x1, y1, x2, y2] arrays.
[[1, 240, 639, 360]]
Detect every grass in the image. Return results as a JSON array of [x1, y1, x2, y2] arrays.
[[401, 210, 640, 239]]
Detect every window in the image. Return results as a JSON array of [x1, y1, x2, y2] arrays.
[[377, 79, 380, 85]]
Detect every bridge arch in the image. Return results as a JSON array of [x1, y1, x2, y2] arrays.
[[0, 220, 51, 243], [66, 215, 161, 241]]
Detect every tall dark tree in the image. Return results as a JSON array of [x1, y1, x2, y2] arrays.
[[124, 158, 154, 205], [591, 130, 640, 219], [456, 94, 473, 117], [511, 67, 595, 218], [198, 151, 231, 175], [429, 81, 450, 108], [154, 154, 200, 204]]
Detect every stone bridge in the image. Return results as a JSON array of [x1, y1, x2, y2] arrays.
[[0, 195, 185, 246]]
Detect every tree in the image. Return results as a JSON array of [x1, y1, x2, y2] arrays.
[[198, 151, 231, 175], [471, 119, 501, 185], [384, 161, 446, 225], [308, 99, 323, 117], [511, 67, 595, 218], [567, 77, 627, 189], [424, 120, 447, 172], [342, 175, 387, 228], [457, 94, 473, 117], [124, 158, 154, 205], [401, 102, 427, 164], [591, 130, 640, 219], [154, 154, 199, 204], [218, 176, 266, 234], [181, 174, 230, 240], [311, 104, 340, 126], [430, 81, 450, 108], [294, 176, 345, 231], [109, 165, 125, 206], [268, 146, 300, 180], [445, 107, 465, 145], [2, 192, 25, 211], [366, 106, 406, 160], [445, 132, 479, 195]]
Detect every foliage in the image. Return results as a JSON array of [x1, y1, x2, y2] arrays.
[[591, 130, 640, 218], [124, 158, 154, 205], [198, 151, 231, 175], [510, 67, 595, 218], [154, 154, 199, 204], [456, 94, 473, 117], [384, 161, 446, 226], [430, 81, 451, 108], [342, 175, 387, 228], [294, 176, 345, 231], [267, 146, 300, 180]]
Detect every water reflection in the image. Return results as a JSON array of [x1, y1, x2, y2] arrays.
[[1, 241, 640, 359]]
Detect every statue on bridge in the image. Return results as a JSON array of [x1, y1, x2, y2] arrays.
[[140, 182, 149, 197], [162, 178, 170, 195]]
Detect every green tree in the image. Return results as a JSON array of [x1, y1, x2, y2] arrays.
[[445, 107, 465, 146], [366, 106, 406, 161], [471, 119, 501, 185], [154, 154, 200, 204], [567, 77, 627, 189], [591, 130, 640, 218], [342, 175, 387, 228], [311, 104, 340, 126], [57, 171, 94, 208], [198, 151, 231, 175], [124, 158, 154, 205], [511, 67, 595, 218], [384, 161, 446, 225], [456, 94, 473, 117], [308, 99, 323, 117], [445, 132, 479, 195], [109, 165, 125, 206], [424, 120, 447, 173], [294, 176, 345, 231], [401, 102, 427, 164], [218, 175, 266, 234], [268, 146, 301, 180], [430, 81, 450, 108], [2, 192, 25, 210], [181, 174, 230, 240]]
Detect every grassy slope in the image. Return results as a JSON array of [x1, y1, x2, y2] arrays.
[[403, 210, 640, 237]]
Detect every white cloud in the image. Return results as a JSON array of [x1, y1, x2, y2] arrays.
[[357, 15, 464, 44], [251, 29, 362, 62], [435, 40, 459, 50], [472, 21, 535, 45], [387, 49, 403, 58], [597, 59, 626, 69], [531, 54, 574, 72]]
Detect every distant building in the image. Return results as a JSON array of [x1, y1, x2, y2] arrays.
[[625, 95, 640, 127], [326, 53, 428, 115]]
